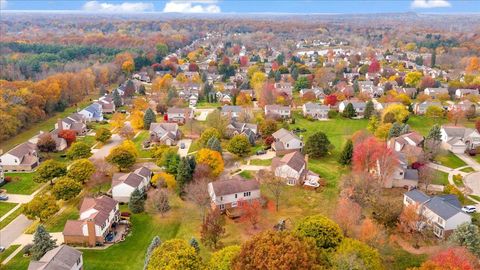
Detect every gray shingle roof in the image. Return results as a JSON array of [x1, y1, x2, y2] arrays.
[[424, 196, 462, 220], [405, 189, 430, 204], [28, 245, 82, 270]]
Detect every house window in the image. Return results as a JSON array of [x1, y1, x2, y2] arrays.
[[220, 196, 223, 201], [235, 194, 237, 198], [437, 217, 444, 225], [244, 192, 251, 197], [219, 204, 225, 210], [232, 202, 238, 208], [286, 144, 289, 147]]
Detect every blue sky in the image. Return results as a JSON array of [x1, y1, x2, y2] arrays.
[[1, 0, 479, 13]]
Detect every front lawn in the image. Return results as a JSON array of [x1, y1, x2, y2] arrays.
[[0, 244, 20, 263], [2, 248, 30, 270], [0, 202, 17, 218], [460, 167, 475, 173], [45, 205, 80, 232], [238, 170, 254, 179], [76, 135, 97, 148], [249, 158, 273, 166], [434, 152, 467, 169], [3, 173, 41, 195], [132, 131, 152, 158], [408, 115, 447, 136], [432, 170, 449, 186]]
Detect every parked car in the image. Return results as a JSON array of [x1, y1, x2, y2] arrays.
[[0, 194, 8, 201], [180, 143, 186, 149], [0, 246, 5, 253], [256, 150, 267, 155], [461, 205, 477, 213]]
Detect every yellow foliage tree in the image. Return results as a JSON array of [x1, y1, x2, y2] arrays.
[[119, 140, 139, 157], [133, 98, 149, 111], [374, 123, 392, 140], [466, 56, 480, 74], [236, 92, 252, 106], [382, 104, 409, 123], [122, 60, 134, 74], [130, 110, 144, 130], [111, 113, 126, 129], [152, 74, 173, 93], [151, 172, 176, 190], [196, 148, 224, 177]]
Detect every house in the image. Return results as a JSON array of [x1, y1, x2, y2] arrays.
[[299, 88, 324, 99], [455, 88, 479, 99], [28, 245, 83, 270], [338, 101, 366, 117], [133, 72, 151, 83], [274, 82, 293, 97], [272, 151, 320, 187], [398, 88, 417, 98], [413, 101, 443, 115], [225, 122, 258, 145], [78, 103, 103, 122], [221, 105, 243, 120], [111, 167, 152, 202], [0, 166, 5, 184], [374, 102, 402, 112], [359, 81, 384, 97], [302, 102, 329, 120], [208, 176, 261, 214], [55, 114, 88, 136], [403, 189, 471, 238], [264, 105, 291, 119], [149, 123, 180, 146], [385, 152, 419, 188], [440, 125, 480, 153], [98, 95, 116, 114], [30, 131, 67, 152], [448, 100, 477, 113], [387, 132, 424, 156], [0, 142, 39, 172], [166, 107, 193, 124], [271, 128, 303, 155], [63, 196, 120, 247], [424, 88, 448, 99]]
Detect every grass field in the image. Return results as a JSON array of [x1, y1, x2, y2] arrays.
[[3, 173, 41, 195], [45, 206, 80, 232], [407, 116, 447, 136], [0, 202, 17, 218], [132, 131, 152, 158], [470, 194, 480, 202], [2, 249, 30, 270], [434, 151, 467, 169], [460, 167, 475, 173], [432, 170, 449, 186], [238, 170, 254, 179], [0, 245, 21, 264], [249, 158, 273, 166]]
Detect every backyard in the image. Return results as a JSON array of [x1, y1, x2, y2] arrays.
[[3, 173, 41, 195]]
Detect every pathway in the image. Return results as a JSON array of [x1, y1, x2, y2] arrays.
[[194, 108, 215, 121], [455, 154, 480, 171], [177, 139, 192, 158]]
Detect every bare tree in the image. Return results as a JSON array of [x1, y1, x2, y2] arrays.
[[146, 189, 170, 216], [119, 124, 135, 139], [259, 170, 283, 212], [418, 166, 437, 192], [184, 177, 211, 221]]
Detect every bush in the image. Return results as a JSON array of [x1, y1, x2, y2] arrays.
[[23, 244, 33, 256], [328, 110, 338, 119], [4, 176, 12, 183]]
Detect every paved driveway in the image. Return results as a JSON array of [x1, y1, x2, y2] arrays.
[[194, 108, 215, 121], [177, 139, 192, 157], [0, 214, 33, 248], [90, 134, 122, 160], [465, 172, 480, 196]]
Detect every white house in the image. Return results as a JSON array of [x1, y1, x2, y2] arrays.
[[455, 88, 479, 99], [208, 176, 261, 213], [0, 142, 39, 172], [403, 189, 471, 238], [272, 151, 319, 187], [338, 101, 366, 117], [440, 125, 480, 153], [55, 114, 88, 135], [413, 101, 443, 115], [265, 105, 291, 119], [424, 88, 448, 99], [271, 128, 303, 155], [302, 102, 329, 120], [78, 103, 103, 122], [221, 105, 243, 120], [63, 196, 120, 247], [111, 167, 152, 202]]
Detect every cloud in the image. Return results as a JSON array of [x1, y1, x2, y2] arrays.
[[83, 1, 154, 12], [163, 0, 221, 13], [0, 0, 7, 10], [411, 0, 451, 9]]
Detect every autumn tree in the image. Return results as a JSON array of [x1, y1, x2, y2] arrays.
[[259, 170, 283, 211], [37, 133, 57, 154], [324, 94, 338, 106], [66, 142, 92, 160], [33, 159, 67, 185], [294, 214, 344, 250], [357, 218, 384, 246], [227, 134, 251, 157], [449, 223, 480, 258], [147, 239, 202, 270], [201, 208, 225, 249], [130, 110, 144, 130], [107, 145, 136, 171], [119, 124, 135, 139], [425, 105, 444, 119], [382, 103, 409, 123], [333, 238, 383, 270], [146, 189, 170, 216], [52, 176, 82, 200], [58, 129, 76, 146], [184, 177, 211, 220], [335, 197, 362, 236], [151, 172, 176, 190], [259, 118, 278, 138], [447, 108, 465, 126], [196, 148, 224, 177], [67, 158, 95, 184], [199, 127, 222, 147], [95, 127, 112, 143], [23, 194, 59, 221], [239, 200, 262, 229], [413, 247, 480, 270], [465, 56, 480, 74], [209, 245, 241, 270], [398, 204, 422, 236], [111, 112, 126, 130]]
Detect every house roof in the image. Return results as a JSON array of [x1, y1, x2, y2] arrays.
[[210, 177, 260, 196], [265, 104, 290, 111], [134, 166, 152, 179], [115, 172, 144, 188], [62, 220, 84, 236], [28, 245, 82, 270], [276, 151, 305, 172], [221, 105, 242, 113], [7, 142, 37, 159], [79, 196, 118, 226], [405, 189, 430, 204], [424, 195, 463, 220], [272, 128, 300, 143]]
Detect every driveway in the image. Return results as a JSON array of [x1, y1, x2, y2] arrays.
[[0, 194, 31, 204], [177, 139, 192, 157], [90, 134, 122, 160], [249, 150, 275, 161], [465, 172, 480, 196], [0, 214, 33, 248], [455, 153, 480, 171], [194, 108, 215, 121]]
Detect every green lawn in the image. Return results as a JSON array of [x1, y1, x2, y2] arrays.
[[434, 152, 467, 169], [238, 170, 255, 179], [470, 194, 480, 202], [408, 115, 447, 136], [0, 202, 17, 218], [132, 131, 152, 158], [249, 158, 273, 166], [473, 154, 480, 164], [380, 244, 427, 270], [1, 249, 30, 270], [76, 135, 96, 148], [460, 167, 476, 173], [196, 101, 221, 108], [3, 173, 41, 195], [0, 206, 23, 230], [432, 170, 449, 186], [45, 206, 79, 232], [0, 244, 20, 263]]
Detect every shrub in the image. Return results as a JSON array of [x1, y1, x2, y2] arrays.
[[328, 109, 338, 119]]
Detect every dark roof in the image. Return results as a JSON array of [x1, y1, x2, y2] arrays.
[[404, 189, 430, 204], [7, 142, 37, 159], [210, 177, 259, 196], [28, 245, 82, 270], [424, 196, 463, 220], [79, 196, 118, 226], [277, 151, 305, 172], [134, 167, 152, 179]]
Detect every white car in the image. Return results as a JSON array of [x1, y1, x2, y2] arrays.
[[461, 205, 477, 213]]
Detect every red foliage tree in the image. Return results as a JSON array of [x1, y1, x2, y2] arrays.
[[335, 197, 362, 236], [324, 94, 338, 106], [264, 135, 274, 147], [239, 200, 262, 229], [58, 129, 76, 145], [368, 59, 381, 73], [419, 76, 436, 90], [240, 56, 249, 67], [188, 62, 199, 72], [222, 56, 230, 66], [447, 108, 465, 126], [352, 136, 382, 173], [417, 247, 480, 270], [302, 91, 316, 102], [271, 61, 279, 71]]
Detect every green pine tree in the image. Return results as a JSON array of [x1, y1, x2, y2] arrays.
[[388, 122, 403, 139], [364, 100, 374, 119], [338, 139, 353, 165], [113, 89, 122, 107], [139, 85, 146, 95], [274, 70, 281, 82], [207, 137, 222, 153], [31, 225, 56, 260], [189, 237, 200, 254], [176, 157, 194, 194], [143, 108, 156, 130], [144, 236, 161, 270], [129, 188, 145, 213], [342, 103, 356, 118]]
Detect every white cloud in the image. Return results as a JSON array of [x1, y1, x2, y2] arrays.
[[83, 1, 154, 13], [0, 0, 7, 10], [163, 0, 221, 13], [411, 0, 451, 9]]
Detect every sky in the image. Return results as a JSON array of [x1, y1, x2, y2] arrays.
[[0, 0, 479, 14]]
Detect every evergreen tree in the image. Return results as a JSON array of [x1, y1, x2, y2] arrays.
[[364, 100, 374, 119], [144, 236, 162, 270], [338, 139, 353, 165], [99, 85, 106, 96], [31, 225, 56, 260], [143, 108, 156, 130], [353, 80, 359, 93], [304, 131, 332, 158], [125, 80, 136, 97], [291, 67, 299, 80], [342, 103, 356, 118], [388, 122, 403, 139], [274, 70, 281, 82], [129, 188, 145, 213], [427, 124, 442, 142], [176, 157, 194, 194], [431, 49, 436, 68], [189, 237, 200, 254], [400, 124, 410, 135], [268, 70, 274, 79], [113, 89, 122, 107], [139, 85, 146, 95], [206, 137, 222, 153]]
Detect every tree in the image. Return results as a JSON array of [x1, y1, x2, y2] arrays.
[[233, 230, 322, 270], [427, 124, 442, 142], [236, 92, 252, 106], [368, 59, 381, 73], [338, 139, 353, 165], [324, 94, 338, 106], [30, 225, 56, 260], [259, 170, 284, 211], [139, 84, 146, 95], [418, 166, 436, 191], [33, 159, 67, 185], [335, 197, 362, 236], [397, 204, 422, 235], [388, 122, 403, 139], [405, 71, 423, 87], [146, 239, 201, 270], [119, 125, 135, 139], [364, 100, 375, 119], [58, 129, 76, 146], [206, 136, 222, 153], [112, 89, 122, 107], [52, 176, 82, 200], [333, 238, 382, 270], [130, 110, 144, 130], [159, 150, 180, 175], [476, 119, 480, 133], [176, 157, 195, 193], [199, 127, 222, 147], [122, 60, 134, 75], [189, 237, 200, 254], [67, 158, 95, 184], [129, 188, 145, 214], [196, 148, 224, 177], [201, 208, 225, 249], [124, 80, 136, 97], [151, 172, 176, 190], [294, 214, 344, 250], [449, 223, 480, 258], [66, 142, 92, 160], [205, 110, 229, 136], [293, 77, 309, 92], [23, 194, 59, 221], [465, 56, 480, 74], [353, 136, 382, 173], [382, 104, 409, 123], [227, 135, 251, 157], [143, 108, 156, 130], [111, 112, 126, 130], [209, 245, 240, 270], [144, 236, 161, 270], [358, 218, 384, 246], [367, 115, 380, 133], [95, 127, 112, 143], [107, 146, 136, 171], [37, 133, 57, 153], [414, 247, 480, 270], [239, 200, 262, 229], [304, 131, 332, 158], [146, 189, 170, 216], [259, 119, 278, 138], [425, 105, 444, 119], [343, 103, 356, 118], [447, 108, 465, 126]]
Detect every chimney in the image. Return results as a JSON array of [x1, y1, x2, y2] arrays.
[[86, 219, 96, 247]]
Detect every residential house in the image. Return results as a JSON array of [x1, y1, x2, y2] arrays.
[[413, 101, 443, 115], [424, 88, 449, 99], [387, 132, 424, 156], [455, 88, 479, 99], [208, 176, 261, 215], [98, 95, 116, 114], [149, 123, 181, 146], [359, 81, 384, 97], [448, 100, 477, 113], [338, 101, 366, 117], [272, 151, 320, 187], [78, 103, 103, 122], [403, 189, 471, 238], [55, 114, 88, 136], [225, 122, 258, 145], [271, 128, 303, 155], [166, 107, 193, 124], [264, 105, 291, 119], [63, 196, 120, 247], [399, 88, 417, 98], [28, 245, 83, 270], [0, 142, 39, 172], [440, 125, 480, 153], [385, 152, 419, 188], [132, 72, 151, 83], [299, 88, 324, 99], [221, 105, 243, 120], [30, 131, 67, 152], [274, 82, 293, 97], [111, 167, 152, 203], [302, 102, 329, 120]]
